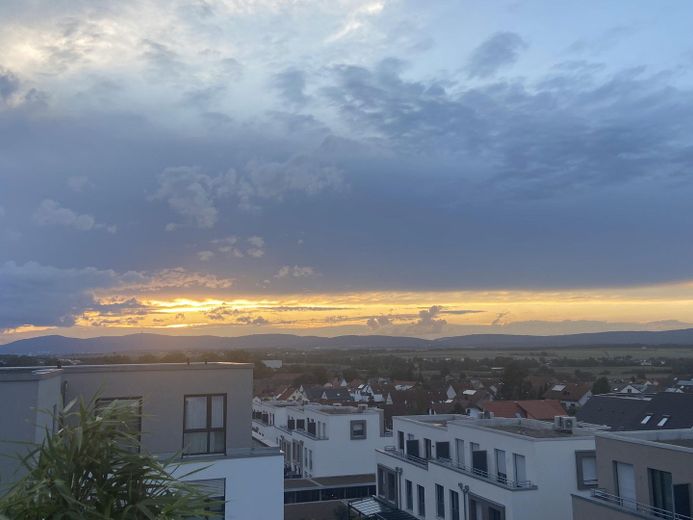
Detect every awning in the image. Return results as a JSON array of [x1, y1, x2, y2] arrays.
[[347, 497, 418, 520]]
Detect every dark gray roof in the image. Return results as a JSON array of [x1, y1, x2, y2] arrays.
[[578, 393, 693, 431]]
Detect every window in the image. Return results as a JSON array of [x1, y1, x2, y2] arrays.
[[657, 415, 670, 427], [513, 453, 527, 485], [417, 484, 426, 517], [649, 468, 674, 514], [455, 439, 464, 467], [575, 451, 597, 489], [424, 438, 432, 459], [471, 447, 488, 477], [183, 394, 226, 455], [450, 490, 460, 520], [614, 461, 636, 509], [405, 480, 413, 510], [495, 449, 507, 483], [96, 397, 143, 452], [641, 414, 653, 425], [469, 495, 505, 520], [398, 430, 405, 451], [377, 466, 397, 504], [435, 484, 445, 518], [351, 420, 367, 439], [189, 478, 225, 518], [436, 441, 450, 460]]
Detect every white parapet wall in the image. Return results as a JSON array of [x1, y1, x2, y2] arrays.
[[173, 449, 285, 520]]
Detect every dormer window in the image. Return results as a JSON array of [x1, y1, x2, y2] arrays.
[[641, 414, 653, 425]]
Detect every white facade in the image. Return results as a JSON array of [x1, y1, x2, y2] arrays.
[[253, 400, 392, 478], [375, 414, 600, 520], [175, 450, 284, 520]]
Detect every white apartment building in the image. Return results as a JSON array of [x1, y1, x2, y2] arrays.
[[0, 363, 284, 520], [252, 399, 392, 478], [372, 414, 600, 520]]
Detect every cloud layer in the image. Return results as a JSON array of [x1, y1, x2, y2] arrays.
[[2, 1, 693, 339]]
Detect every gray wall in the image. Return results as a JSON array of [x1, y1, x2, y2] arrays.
[[0, 371, 62, 492], [62, 363, 254, 455], [595, 435, 693, 506]]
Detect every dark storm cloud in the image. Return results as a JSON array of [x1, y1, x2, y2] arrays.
[[0, 261, 234, 331], [466, 31, 527, 78], [3, 28, 693, 298], [0, 261, 121, 330]]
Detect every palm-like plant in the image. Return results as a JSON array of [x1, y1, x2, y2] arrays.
[[0, 397, 221, 519]]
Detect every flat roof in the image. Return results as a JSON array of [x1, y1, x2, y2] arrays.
[[0, 362, 253, 381], [63, 362, 253, 373], [398, 414, 468, 429], [484, 423, 580, 439], [598, 428, 693, 453], [447, 417, 600, 440], [0, 366, 63, 382]]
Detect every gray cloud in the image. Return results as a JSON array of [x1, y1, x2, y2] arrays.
[[0, 261, 235, 331], [0, 261, 120, 330], [34, 199, 116, 233], [274, 265, 317, 279], [466, 31, 527, 78], [273, 68, 309, 105], [0, 68, 20, 102]]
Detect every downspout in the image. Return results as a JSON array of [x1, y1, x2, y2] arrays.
[[459, 484, 470, 520], [396, 466, 403, 509]]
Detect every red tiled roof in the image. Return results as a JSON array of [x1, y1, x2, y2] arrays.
[[517, 399, 566, 420], [482, 399, 566, 420]]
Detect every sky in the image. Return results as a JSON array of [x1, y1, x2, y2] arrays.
[[2, 0, 693, 343]]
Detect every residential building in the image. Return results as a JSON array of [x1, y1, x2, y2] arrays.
[[572, 429, 693, 520], [542, 383, 592, 410], [577, 392, 693, 431], [478, 399, 566, 421], [252, 400, 392, 479], [372, 414, 601, 520], [0, 363, 284, 520]]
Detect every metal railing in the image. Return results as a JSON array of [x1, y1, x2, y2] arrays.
[[380, 447, 428, 468], [379, 447, 536, 491], [433, 457, 536, 490], [591, 489, 693, 520], [292, 428, 328, 441]]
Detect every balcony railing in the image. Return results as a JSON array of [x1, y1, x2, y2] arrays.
[[379, 447, 428, 468], [433, 457, 536, 491], [378, 447, 536, 491], [275, 423, 328, 440], [591, 489, 692, 520]]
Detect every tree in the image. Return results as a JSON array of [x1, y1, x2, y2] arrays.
[[591, 376, 611, 395], [0, 398, 218, 519], [500, 362, 530, 400]]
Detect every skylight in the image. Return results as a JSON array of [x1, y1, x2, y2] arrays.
[[657, 416, 670, 427], [641, 414, 653, 425]]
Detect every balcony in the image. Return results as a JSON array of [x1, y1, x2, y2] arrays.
[[432, 457, 537, 491], [378, 447, 537, 491], [588, 489, 692, 520], [378, 447, 428, 468]]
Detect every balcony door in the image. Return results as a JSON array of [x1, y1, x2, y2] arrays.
[[614, 462, 636, 509]]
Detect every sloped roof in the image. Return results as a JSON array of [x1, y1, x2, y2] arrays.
[[543, 383, 591, 401], [518, 399, 566, 420], [482, 399, 566, 420], [577, 392, 693, 430]]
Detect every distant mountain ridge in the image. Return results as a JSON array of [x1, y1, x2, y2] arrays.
[[3, 328, 693, 355]]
